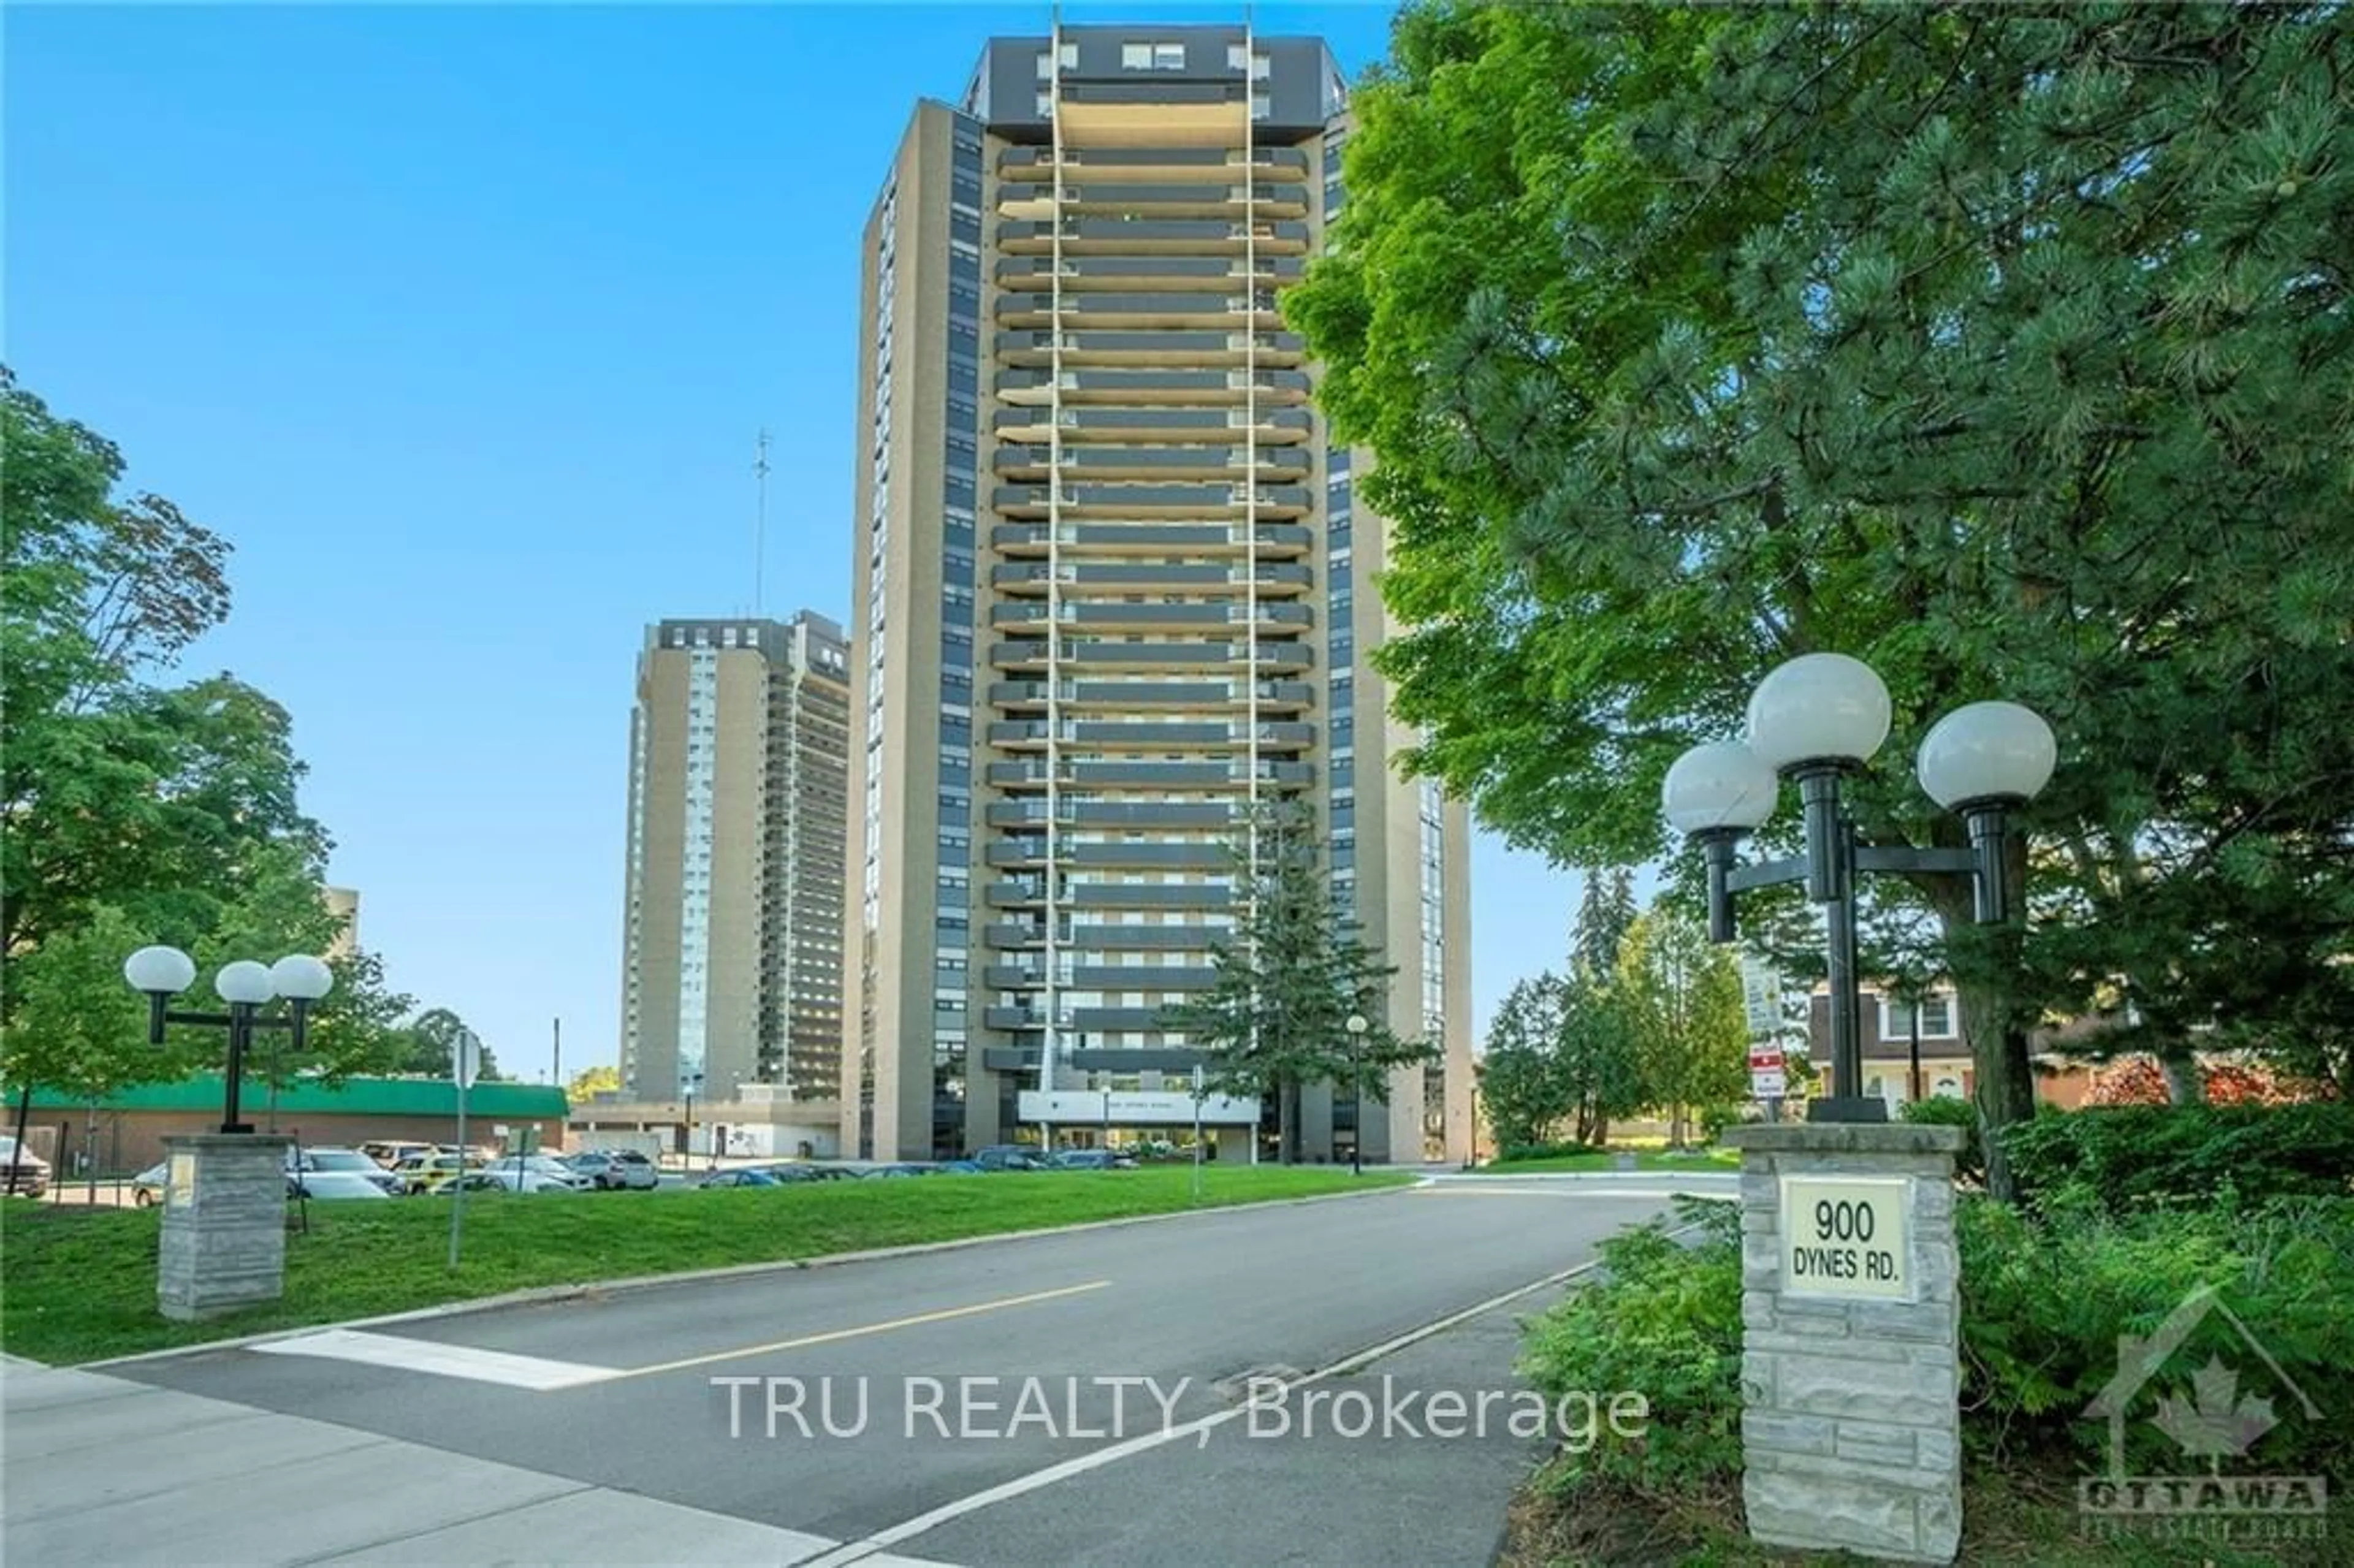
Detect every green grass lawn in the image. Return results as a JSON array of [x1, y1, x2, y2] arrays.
[[1482, 1147, 1741, 1174], [1, 1165, 1409, 1366]]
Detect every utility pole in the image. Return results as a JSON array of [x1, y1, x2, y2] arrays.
[[552, 1016, 562, 1092]]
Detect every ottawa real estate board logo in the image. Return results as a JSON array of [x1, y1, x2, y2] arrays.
[[2078, 1283, 2326, 1549]]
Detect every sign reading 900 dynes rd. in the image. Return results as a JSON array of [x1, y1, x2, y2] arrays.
[[1780, 1176, 1913, 1302]]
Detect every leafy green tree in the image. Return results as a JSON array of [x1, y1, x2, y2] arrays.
[[1479, 975, 1577, 1148], [1616, 908, 1750, 1147], [1289, 5, 2354, 1189], [1, 368, 408, 1113], [389, 1007, 500, 1082], [1159, 804, 1432, 1162], [568, 1064, 622, 1101]]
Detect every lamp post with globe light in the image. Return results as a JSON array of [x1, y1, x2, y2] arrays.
[[1344, 1012, 1369, 1175], [123, 947, 336, 1134], [1660, 653, 2055, 1124]]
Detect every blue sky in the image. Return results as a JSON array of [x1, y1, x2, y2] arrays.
[[8, 2, 1593, 1085]]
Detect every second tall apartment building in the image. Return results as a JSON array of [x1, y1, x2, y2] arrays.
[[845, 25, 1474, 1164]]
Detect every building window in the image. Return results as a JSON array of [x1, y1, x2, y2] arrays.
[[1124, 40, 1185, 70], [1881, 993, 1957, 1040]]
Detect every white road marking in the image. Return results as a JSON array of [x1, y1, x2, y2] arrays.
[[249, 1328, 619, 1390], [794, 1233, 1700, 1568]]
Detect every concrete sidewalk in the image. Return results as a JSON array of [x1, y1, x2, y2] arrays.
[[0, 1355, 956, 1567]]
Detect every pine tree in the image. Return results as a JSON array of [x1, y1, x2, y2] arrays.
[[1158, 802, 1433, 1162]]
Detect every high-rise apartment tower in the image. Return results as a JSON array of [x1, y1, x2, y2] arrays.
[[620, 613, 851, 1106], [845, 25, 1474, 1163]]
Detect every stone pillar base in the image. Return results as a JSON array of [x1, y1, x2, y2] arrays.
[[157, 1134, 292, 1322], [1723, 1122, 1966, 1564]]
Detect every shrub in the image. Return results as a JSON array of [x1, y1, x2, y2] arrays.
[[1496, 1140, 1592, 1163], [1518, 1197, 1742, 1491], [2001, 1103, 2354, 1212], [1958, 1193, 2354, 1480], [1897, 1094, 1985, 1186], [1699, 1102, 1758, 1143]]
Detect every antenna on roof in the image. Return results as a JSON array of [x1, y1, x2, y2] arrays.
[[752, 428, 771, 619]]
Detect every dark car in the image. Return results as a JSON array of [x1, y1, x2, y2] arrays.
[[696, 1169, 782, 1189], [968, 1145, 1054, 1172], [861, 1163, 939, 1179], [1051, 1149, 1137, 1171]]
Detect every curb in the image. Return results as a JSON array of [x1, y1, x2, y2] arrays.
[[70, 1178, 1418, 1372]]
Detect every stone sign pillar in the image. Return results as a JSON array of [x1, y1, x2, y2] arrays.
[[1723, 1122, 1967, 1564], [157, 1133, 293, 1322]]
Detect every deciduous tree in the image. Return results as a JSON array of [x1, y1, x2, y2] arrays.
[[1288, 5, 2354, 1190], [1615, 908, 1750, 1147]]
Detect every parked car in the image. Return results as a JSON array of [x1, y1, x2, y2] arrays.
[[131, 1161, 169, 1206], [289, 1146, 403, 1195], [360, 1140, 436, 1170], [749, 1163, 825, 1184], [861, 1163, 939, 1179], [425, 1168, 577, 1196], [936, 1159, 985, 1175], [288, 1171, 394, 1201], [0, 1136, 51, 1198], [484, 1154, 592, 1192], [1050, 1149, 1137, 1171], [696, 1169, 782, 1189], [761, 1163, 855, 1182], [968, 1144, 1054, 1172], [390, 1151, 483, 1194], [563, 1150, 660, 1190]]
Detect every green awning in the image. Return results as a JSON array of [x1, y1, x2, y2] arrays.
[[4, 1073, 568, 1119]]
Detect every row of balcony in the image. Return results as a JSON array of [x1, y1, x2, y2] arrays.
[[994, 328, 1306, 364], [986, 878, 1235, 908], [985, 757, 1316, 789], [983, 838, 1230, 868], [988, 601, 1312, 632], [998, 145, 1309, 177], [991, 523, 1313, 557], [997, 219, 1312, 255], [989, 640, 1314, 672], [986, 718, 1314, 748], [995, 254, 1303, 286], [983, 964, 1221, 992], [991, 561, 1309, 593], [983, 1005, 1199, 1033], [997, 367, 1310, 396], [988, 679, 1315, 710], [993, 406, 1312, 438], [996, 300, 1283, 336], [983, 921, 1235, 950], [983, 798, 1240, 828], [992, 482, 1313, 519], [993, 448, 1310, 485], [995, 181, 1309, 217]]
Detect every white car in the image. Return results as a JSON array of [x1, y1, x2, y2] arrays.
[[288, 1171, 394, 1201], [0, 1136, 51, 1198], [483, 1154, 592, 1192]]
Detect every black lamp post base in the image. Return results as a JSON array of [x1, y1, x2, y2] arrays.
[[1807, 1095, 1890, 1125], [219, 1124, 255, 1136]]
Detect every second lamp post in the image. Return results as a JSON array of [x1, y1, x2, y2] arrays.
[[1661, 653, 2055, 1124]]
